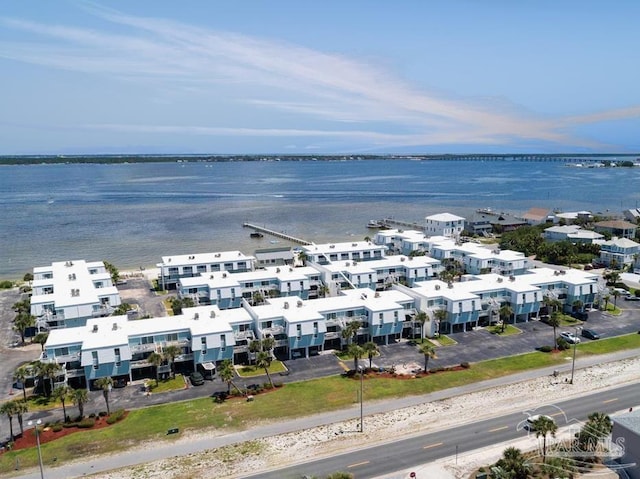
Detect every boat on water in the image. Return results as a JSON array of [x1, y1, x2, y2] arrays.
[[367, 220, 383, 229], [250, 232, 264, 238]]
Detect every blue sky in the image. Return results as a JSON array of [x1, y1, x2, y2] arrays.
[[1, 1, 640, 154]]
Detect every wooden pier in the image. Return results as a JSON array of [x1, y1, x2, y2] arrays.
[[381, 218, 425, 231], [242, 223, 312, 245]]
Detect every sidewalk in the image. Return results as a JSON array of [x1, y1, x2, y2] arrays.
[[10, 347, 640, 479]]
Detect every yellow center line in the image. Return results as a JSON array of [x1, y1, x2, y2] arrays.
[[348, 461, 370, 468], [550, 412, 564, 417], [603, 398, 618, 404], [423, 442, 444, 449], [489, 426, 508, 432]]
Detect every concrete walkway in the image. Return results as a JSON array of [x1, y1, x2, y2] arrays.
[[11, 347, 640, 479]]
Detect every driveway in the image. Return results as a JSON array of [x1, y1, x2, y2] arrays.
[[117, 277, 169, 318]]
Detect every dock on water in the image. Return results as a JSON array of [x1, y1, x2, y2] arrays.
[[381, 218, 425, 231], [242, 223, 312, 245]]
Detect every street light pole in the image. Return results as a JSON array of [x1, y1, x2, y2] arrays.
[[570, 326, 581, 385], [358, 365, 364, 433], [28, 419, 44, 479]]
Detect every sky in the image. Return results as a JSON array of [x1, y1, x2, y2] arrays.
[[1, 1, 640, 155]]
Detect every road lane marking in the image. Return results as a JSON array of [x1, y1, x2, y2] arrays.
[[550, 412, 564, 417], [348, 461, 370, 468], [489, 426, 508, 432], [423, 442, 444, 449], [603, 398, 618, 404]]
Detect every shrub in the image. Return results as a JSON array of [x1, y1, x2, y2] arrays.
[[63, 422, 78, 428], [98, 411, 108, 417], [52, 423, 63, 432], [556, 338, 571, 351], [460, 362, 471, 369], [89, 413, 96, 419], [273, 382, 283, 388], [539, 345, 553, 353], [0, 280, 14, 289], [106, 409, 126, 424], [77, 418, 96, 428]]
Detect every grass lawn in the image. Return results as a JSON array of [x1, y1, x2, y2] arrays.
[[431, 335, 457, 346], [488, 324, 521, 336], [236, 360, 287, 377], [148, 374, 186, 393], [558, 315, 584, 327], [2, 332, 639, 472]]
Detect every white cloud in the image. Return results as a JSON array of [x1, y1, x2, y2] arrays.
[[1, 6, 639, 150]]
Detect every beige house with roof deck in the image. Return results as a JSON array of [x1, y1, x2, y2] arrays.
[[30, 260, 122, 329]]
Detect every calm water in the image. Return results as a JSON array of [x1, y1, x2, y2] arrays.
[[2, 159, 639, 277]]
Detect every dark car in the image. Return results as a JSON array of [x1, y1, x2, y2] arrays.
[[571, 311, 589, 321], [581, 328, 600, 340], [189, 371, 205, 386], [113, 378, 128, 388]]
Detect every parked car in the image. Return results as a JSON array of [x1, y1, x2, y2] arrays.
[[526, 414, 555, 431], [571, 311, 589, 321], [189, 371, 205, 386], [560, 331, 581, 344], [581, 328, 600, 340], [113, 378, 128, 388], [624, 295, 640, 302]]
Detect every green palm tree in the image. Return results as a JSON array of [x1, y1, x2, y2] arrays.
[[249, 340, 262, 364], [147, 352, 164, 386], [362, 341, 379, 370], [37, 361, 62, 397], [219, 359, 242, 395], [163, 345, 181, 379], [531, 415, 557, 463], [494, 446, 530, 479], [418, 342, 436, 373], [414, 311, 428, 342], [12, 311, 35, 344], [13, 365, 30, 401], [0, 401, 18, 439], [33, 332, 49, 351], [341, 321, 362, 348], [433, 308, 448, 336], [576, 411, 612, 454], [71, 388, 88, 419], [261, 336, 275, 352], [94, 376, 114, 415], [256, 351, 274, 388], [499, 304, 513, 333], [52, 385, 72, 422], [548, 313, 561, 350], [14, 400, 29, 436], [347, 343, 364, 370]]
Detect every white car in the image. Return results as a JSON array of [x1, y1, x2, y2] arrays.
[[526, 414, 555, 431], [560, 331, 581, 344]]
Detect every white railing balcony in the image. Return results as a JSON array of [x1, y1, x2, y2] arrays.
[[65, 368, 85, 378], [324, 331, 340, 340], [130, 343, 156, 354], [55, 352, 80, 363], [262, 325, 285, 335], [274, 339, 288, 347], [234, 330, 256, 341]]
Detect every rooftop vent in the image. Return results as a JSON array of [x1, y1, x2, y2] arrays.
[[194, 313, 199, 320], [447, 282, 453, 289], [374, 292, 380, 298], [297, 300, 303, 308], [352, 243, 357, 247], [284, 301, 289, 309], [435, 284, 441, 290], [497, 277, 503, 283], [400, 257, 405, 262], [210, 311, 216, 319], [222, 273, 227, 278], [92, 324, 98, 333], [112, 322, 118, 331]]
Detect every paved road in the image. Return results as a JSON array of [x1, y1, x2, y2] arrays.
[[247, 383, 640, 479], [9, 347, 640, 479]]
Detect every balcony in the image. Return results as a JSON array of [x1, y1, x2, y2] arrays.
[[324, 331, 340, 340], [234, 330, 255, 341], [92, 306, 114, 317], [130, 343, 157, 354], [65, 368, 85, 379], [262, 325, 285, 335]]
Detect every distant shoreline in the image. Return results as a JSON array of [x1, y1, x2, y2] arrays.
[[1, 153, 639, 166]]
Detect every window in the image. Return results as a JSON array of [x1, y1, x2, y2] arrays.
[[92, 351, 98, 370], [141, 336, 154, 344], [114, 348, 121, 366], [211, 264, 220, 271], [296, 324, 302, 339], [221, 334, 226, 351], [166, 333, 178, 342], [201, 337, 207, 354], [313, 322, 318, 338], [197, 265, 207, 273], [183, 266, 193, 275]]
